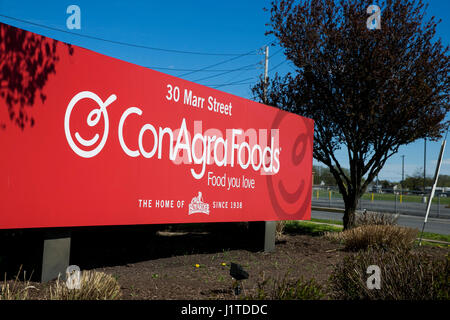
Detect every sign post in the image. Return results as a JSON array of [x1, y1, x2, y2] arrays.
[[41, 230, 71, 283]]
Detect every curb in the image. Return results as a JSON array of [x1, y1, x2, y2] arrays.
[[312, 206, 345, 213], [417, 238, 450, 245]]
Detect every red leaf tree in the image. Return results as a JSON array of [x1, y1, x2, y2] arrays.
[[253, 0, 449, 229]]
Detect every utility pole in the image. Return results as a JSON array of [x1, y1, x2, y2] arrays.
[[263, 45, 269, 104], [253, 45, 274, 253], [401, 155, 405, 202], [401, 155, 405, 190], [424, 138, 427, 192]]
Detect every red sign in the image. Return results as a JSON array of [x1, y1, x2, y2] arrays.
[[0, 23, 314, 229]]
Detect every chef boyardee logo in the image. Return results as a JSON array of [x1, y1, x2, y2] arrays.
[[189, 192, 210, 215]]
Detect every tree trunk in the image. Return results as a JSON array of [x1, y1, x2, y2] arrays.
[[343, 195, 359, 230]]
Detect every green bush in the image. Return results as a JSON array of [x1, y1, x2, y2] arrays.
[[244, 273, 324, 300], [329, 248, 449, 300]]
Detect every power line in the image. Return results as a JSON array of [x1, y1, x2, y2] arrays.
[[269, 48, 283, 59], [270, 59, 287, 72], [0, 13, 275, 91], [218, 82, 255, 88], [0, 13, 260, 56], [205, 48, 283, 90], [213, 82, 255, 89], [201, 48, 281, 86], [288, 62, 297, 71], [178, 42, 277, 78], [0, 13, 284, 91], [193, 62, 261, 82], [145, 66, 259, 72], [178, 49, 263, 78], [206, 77, 255, 88], [187, 45, 279, 84], [219, 66, 256, 86]]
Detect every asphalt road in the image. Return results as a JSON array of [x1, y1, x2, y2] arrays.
[[312, 198, 450, 219], [311, 209, 450, 235]]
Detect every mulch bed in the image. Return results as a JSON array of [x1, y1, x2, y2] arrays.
[[1, 223, 449, 300]]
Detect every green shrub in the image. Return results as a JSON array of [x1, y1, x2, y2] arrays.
[[244, 273, 324, 300], [329, 248, 449, 300]]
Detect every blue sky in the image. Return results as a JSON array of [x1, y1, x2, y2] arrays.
[[0, 0, 448, 181]]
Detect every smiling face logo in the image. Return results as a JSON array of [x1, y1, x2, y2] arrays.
[[64, 91, 116, 158], [266, 110, 314, 219]]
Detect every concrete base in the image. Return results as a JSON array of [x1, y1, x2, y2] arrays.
[[248, 221, 276, 252], [264, 221, 276, 252], [41, 231, 71, 283]]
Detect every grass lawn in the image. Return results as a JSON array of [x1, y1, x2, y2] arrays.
[[284, 220, 342, 236], [360, 193, 450, 205], [311, 218, 343, 226], [286, 219, 450, 248], [419, 231, 450, 243]]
